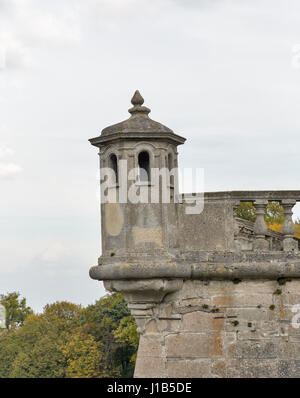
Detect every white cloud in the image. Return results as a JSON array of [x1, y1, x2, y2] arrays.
[[15, 3, 83, 46], [0, 32, 33, 70], [0, 0, 82, 73], [39, 242, 70, 264], [0, 145, 14, 158], [0, 145, 22, 178], [31, 242, 88, 278], [31, 243, 71, 277], [0, 162, 22, 178]]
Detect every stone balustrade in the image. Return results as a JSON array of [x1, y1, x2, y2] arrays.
[[234, 216, 283, 251], [235, 197, 298, 252], [181, 190, 300, 253]]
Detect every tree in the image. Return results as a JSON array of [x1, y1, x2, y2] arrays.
[[0, 294, 139, 378], [83, 293, 137, 377], [0, 302, 83, 378], [264, 201, 284, 225], [10, 333, 66, 378], [235, 201, 284, 225], [42, 301, 83, 333], [0, 329, 19, 377], [62, 330, 108, 378], [235, 202, 256, 222], [7, 307, 78, 378], [114, 315, 139, 364], [296, 218, 300, 239], [0, 292, 33, 329]]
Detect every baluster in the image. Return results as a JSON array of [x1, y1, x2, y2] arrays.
[[282, 199, 297, 252], [253, 200, 269, 250]]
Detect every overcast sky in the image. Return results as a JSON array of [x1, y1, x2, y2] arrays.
[[1, 0, 300, 312]]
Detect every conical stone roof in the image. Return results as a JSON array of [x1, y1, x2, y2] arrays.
[[89, 90, 186, 147], [101, 90, 173, 136]]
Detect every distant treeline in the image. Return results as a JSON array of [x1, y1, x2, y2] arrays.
[[0, 292, 139, 378]]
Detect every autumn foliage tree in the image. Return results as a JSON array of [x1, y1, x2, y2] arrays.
[[62, 331, 108, 378], [0, 293, 139, 378], [235, 201, 284, 225], [0, 292, 33, 329], [82, 292, 139, 377]]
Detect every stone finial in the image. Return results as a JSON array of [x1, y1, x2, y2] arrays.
[[128, 90, 151, 116], [131, 90, 144, 106]]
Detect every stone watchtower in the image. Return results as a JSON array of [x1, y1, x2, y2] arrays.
[[89, 91, 300, 378]]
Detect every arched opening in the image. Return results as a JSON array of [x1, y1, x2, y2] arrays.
[[168, 153, 174, 185], [109, 153, 118, 184], [168, 153, 173, 171], [138, 151, 150, 182]]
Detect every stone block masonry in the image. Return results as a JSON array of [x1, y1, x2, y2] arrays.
[[133, 280, 300, 377]]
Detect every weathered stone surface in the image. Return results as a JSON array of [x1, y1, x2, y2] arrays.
[[166, 332, 222, 358], [137, 335, 163, 357], [167, 359, 211, 378], [227, 340, 278, 359], [182, 311, 224, 332], [227, 359, 278, 378], [134, 356, 166, 378], [278, 360, 300, 378], [211, 360, 226, 378], [166, 333, 210, 358]]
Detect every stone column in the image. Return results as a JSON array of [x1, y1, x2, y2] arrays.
[[253, 200, 269, 250], [282, 199, 297, 252]]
